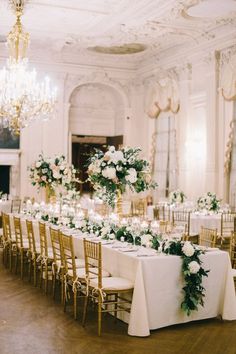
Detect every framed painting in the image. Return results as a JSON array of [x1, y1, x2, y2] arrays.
[[0, 127, 20, 149]]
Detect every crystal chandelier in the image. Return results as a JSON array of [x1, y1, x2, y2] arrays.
[[0, 0, 57, 135]]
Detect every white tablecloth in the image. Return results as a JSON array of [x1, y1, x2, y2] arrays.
[[10, 215, 236, 337], [190, 214, 221, 235], [0, 201, 11, 214], [72, 236, 236, 336]]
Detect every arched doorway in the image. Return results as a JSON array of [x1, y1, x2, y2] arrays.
[[69, 83, 125, 193]]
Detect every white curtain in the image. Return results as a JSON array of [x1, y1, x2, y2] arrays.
[[153, 112, 177, 201]]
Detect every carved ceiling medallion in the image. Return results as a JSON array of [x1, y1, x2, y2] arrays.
[[88, 43, 146, 55]]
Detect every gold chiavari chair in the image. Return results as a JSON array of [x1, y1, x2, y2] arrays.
[[153, 205, 167, 221], [26, 219, 41, 286], [131, 198, 147, 218], [220, 212, 236, 237], [11, 199, 21, 214], [14, 216, 29, 279], [1, 212, 15, 269], [199, 226, 217, 248], [82, 239, 133, 336], [230, 235, 236, 289], [50, 227, 65, 302], [219, 212, 236, 252], [38, 221, 54, 294], [159, 220, 172, 234], [172, 210, 190, 239], [60, 232, 87, 320]]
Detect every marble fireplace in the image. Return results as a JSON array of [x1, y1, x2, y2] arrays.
[[0, 149, 21, 197]]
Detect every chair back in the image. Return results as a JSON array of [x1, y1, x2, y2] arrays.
[[131, 199, 147, 218], [159, 220, 172, 234], [172, 210, 190, 235], [2, 212, 12, 243], [11, 199, 21, 214], [26, 219, 36, 253], [83, 239, 102, 288], [50, 227, 63, 265], [153, 205, 167, 221], [39, 221, 49, 257], [220, 212, 236, 237], [230, 236, 236, 269], [199, 226, 217, 248], [14, 216, 24, 248], [60, 232, 76, 281]]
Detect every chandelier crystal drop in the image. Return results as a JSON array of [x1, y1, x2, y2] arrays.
[[0, 0, 57, 135]]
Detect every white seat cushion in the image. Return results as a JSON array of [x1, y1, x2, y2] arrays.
[[22, 239, 29, 248], [90, 276, 133, 291], [232, 268, 236, 277], [75, 258, 85, 268], [68, 267, 110, 279]]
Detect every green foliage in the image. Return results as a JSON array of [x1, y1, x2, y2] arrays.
[[87, 146, 157, 207], [163, 240, 209, 316]]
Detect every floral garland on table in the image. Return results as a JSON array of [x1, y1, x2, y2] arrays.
[[197, 192, 221, 213], [87, 146, 157, 207], [163, 240, 209, 315], [29, 154, 78, 192], [169, 189, 186, 204]]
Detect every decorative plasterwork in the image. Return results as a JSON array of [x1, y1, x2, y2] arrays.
[[65, 70, 131, 109], [220, 50, 236, 101], [0, 0, 235, 67]]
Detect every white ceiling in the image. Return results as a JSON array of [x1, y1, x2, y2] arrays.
[[0, 0, 236, 67]]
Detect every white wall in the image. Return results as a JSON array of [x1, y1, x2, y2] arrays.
[[0, 44, 234, 203]]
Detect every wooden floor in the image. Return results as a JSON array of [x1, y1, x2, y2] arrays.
[[0, 252, 236, 354]]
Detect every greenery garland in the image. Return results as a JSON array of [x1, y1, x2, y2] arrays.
[[162, 240, 209, 315]]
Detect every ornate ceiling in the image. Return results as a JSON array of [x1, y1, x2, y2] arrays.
[[0, 0, 235, 68]]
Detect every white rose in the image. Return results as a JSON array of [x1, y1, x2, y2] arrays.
[[182, 241, 195, 257], [109, 146, 115, 152], [36, 161, 41, 168], [141, 234, 152, 246], [188, 261, 200, 274], [102, 167, 116, 180], [53, 171, 61, 179], [125, 168, 137, 184]]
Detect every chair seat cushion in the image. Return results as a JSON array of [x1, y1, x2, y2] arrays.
[[75, 258, 85, 268], [232, 268, 236, 277], [90, 276, 133, 291], [67, 267, 110, 279]]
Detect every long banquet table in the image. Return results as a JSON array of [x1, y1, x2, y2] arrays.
[[11, 215, 236, 337]]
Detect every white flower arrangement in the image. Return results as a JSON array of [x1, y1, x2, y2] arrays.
[[29, 154, 78, 192], [87, 146, 157, 207], [163, 239, 209, 315], [182, 241, 195, 257], [197, 192, 221, 213], [169, 189, 186, 204]]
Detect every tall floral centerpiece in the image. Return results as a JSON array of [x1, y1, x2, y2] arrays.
[[29, 154, 78, 202], [197, 192, 221, 213], [87, 146, 157, 208], [169, 189, 186, 205]]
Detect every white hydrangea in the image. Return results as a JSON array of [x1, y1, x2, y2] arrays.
[[102, 167, 116, 180], [110, 150, 124, 164], [182, 241, 195, 257], [188, 261, 200, 274], [125, 168, 137, 183]]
